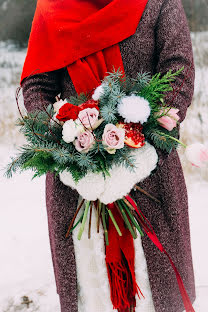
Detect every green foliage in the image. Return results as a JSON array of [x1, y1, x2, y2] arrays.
[[144, 128, 179, 153], [138, 68, 184, 113], [100, 102, 118, 123], [67, 93, 88, 106], [23, 152, 57, 178], [5, 146, 36, 178]]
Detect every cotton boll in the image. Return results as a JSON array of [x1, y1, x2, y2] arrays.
[[185, 143, 208, 167], [59, 170, 76, 189], [50, 113, 64, 126], [62, 120, 79, 143], [53, 99, 68, 113], [92, 84, 105, 101], [118, 95, 151, 124]]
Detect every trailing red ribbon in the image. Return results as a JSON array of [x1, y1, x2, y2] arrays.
[[125, 194, 195, 312]]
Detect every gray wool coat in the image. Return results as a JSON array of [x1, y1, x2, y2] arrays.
[[22, 0, 196, 311]]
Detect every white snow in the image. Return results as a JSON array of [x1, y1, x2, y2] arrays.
[[0, 32, 208, 311]]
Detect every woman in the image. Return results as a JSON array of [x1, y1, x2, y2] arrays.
[[21, 0, 196, 311]]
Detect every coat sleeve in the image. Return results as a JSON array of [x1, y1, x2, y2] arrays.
[[155, 0, 195, 122], [21, 69, 63, 113]]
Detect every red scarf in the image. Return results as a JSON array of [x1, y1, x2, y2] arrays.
[[20, 0, 149, 310], [20, 0, 149, 92]]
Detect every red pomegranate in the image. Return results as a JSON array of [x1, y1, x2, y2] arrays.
[[117, 121, 145, 148]]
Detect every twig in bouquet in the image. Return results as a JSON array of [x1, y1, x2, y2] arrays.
[[42, 101, 62, 128], [66, 198, 85, 238], [121, 153, 135, 168], [86, 111, 95, 137], [48, 122, 65, 147], [133, 185, 161, 204], [115, 201, 137, 239], [88, 202, 93, 239], [124, 196, 156, 235], [101, 204, 109, 246], [165, 59, 194, 107], [16, 87, 47, 142], [31, 110, 48, 142], [123, 198, 144, 222], [78, 200, 91, 240], [16, 87, 24, 120], [78, 112, 102, 143], [37, 95, 66, 147], [78, 112, 103, 144]]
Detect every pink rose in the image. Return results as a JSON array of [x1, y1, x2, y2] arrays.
[[102, 124, 125, 154], [157, 108, 180, 131], [185, 143, 208, 167], [74, 130, 95, 153], [77, 108, 99, 129]]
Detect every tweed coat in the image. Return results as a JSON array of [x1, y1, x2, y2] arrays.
[[22, 0, 196, 311]]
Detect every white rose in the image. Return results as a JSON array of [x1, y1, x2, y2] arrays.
[[62, 120, 80, 143]]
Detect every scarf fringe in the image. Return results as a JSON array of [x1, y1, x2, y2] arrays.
[[106, 256, 145, 312]]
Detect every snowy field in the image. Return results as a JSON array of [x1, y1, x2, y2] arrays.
[[0, 32, 208, 311]]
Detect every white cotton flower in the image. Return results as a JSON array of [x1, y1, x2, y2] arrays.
[[118, 94, 151, 124], [50, 113, 63, 126], [92, 83, 106, 101], [53, 99, 68, 113], [185, 143, 208, 167], [62, 120, 80, 143]]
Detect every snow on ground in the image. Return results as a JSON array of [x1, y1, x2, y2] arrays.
[[0, 32, 208, 311]]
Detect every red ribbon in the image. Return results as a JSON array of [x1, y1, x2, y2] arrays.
[[125, 195, 195, 312]]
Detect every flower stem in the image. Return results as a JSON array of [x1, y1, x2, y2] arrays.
[[119, 199, 144, 237], [116, 201, 137, 239], [107, 209, 122, 236], [77, 200, 90, 240], [66, 198, 85, 238], [157, 131, 187, 148]]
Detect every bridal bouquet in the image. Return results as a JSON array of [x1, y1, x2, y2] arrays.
[[6, 68, 208, 240], [6, 68, 207, 311]]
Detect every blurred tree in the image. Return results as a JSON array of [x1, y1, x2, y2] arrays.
[[0, 0, 207, 45], [182, 0, 208, 31], [0, 0, 36, 46]]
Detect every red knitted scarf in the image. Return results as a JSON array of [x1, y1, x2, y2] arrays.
[[20, 0, 149, 310]]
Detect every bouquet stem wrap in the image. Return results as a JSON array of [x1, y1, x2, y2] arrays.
[[106, 202, 144, 312]]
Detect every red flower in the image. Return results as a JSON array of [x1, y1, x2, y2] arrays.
[[56, 103, 81, 121], [79, 99, 99, 111]]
